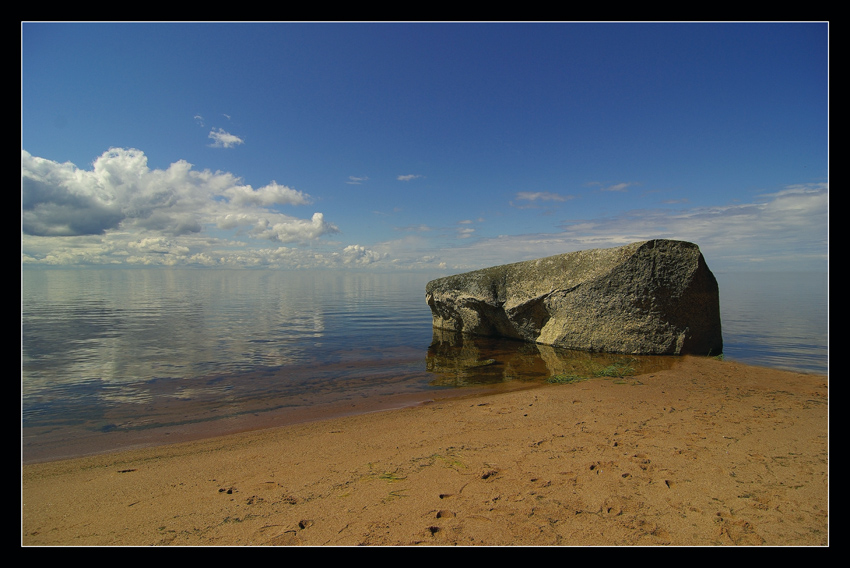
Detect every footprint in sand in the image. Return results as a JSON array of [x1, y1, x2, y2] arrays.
[[481, 468, 499, 480], [267, 530, 302, 546]]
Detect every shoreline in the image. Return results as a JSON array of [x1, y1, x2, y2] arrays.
[[21, 377, 545, 466], [22, 356, 828, 546]]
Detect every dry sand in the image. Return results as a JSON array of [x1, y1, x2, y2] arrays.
[[21, 356, 828, 546]]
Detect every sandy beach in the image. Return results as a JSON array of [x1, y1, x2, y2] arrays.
[[21, 356, 828, 546]]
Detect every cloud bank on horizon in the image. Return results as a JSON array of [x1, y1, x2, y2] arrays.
[[21, 22, 828, 273], [21, 146, 827, 272]]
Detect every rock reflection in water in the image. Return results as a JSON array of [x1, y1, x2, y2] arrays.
[[426, 329, 676, 388]]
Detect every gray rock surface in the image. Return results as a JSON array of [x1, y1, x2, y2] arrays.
[[425, 239, 722, 355]]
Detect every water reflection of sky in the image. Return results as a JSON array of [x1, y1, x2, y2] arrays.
[[716, 272, 828, 375], [22, 268, 827, 463], [22, 269, 433, 396]]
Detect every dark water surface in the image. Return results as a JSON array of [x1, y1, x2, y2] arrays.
[[22, 268, 828, 463]]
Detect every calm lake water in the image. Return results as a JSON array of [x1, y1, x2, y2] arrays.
[[21, 268, 828, 463]]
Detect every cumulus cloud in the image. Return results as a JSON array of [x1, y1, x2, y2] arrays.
[[340, 244, 388, 265], [127, 237, 191, 256], [208, 128, 244, 148], [253, 213, 339, 243], [21, 150, 827, 273], [22, 148, 339, 265], [23, 148, 141, 236], [225, 181, 312, 207]]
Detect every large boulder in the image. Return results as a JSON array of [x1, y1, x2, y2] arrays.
[[425, 239, 722, 356]]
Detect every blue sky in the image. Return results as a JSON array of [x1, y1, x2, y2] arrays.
[[22, 22, 828, 272]]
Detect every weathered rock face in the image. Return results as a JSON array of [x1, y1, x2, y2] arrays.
[[425, 239, 722, 356]]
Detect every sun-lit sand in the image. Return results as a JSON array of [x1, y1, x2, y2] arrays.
[[22, 356, 827, 546]]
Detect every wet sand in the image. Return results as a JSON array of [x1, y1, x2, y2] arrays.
[[21, 356, 828, 546]]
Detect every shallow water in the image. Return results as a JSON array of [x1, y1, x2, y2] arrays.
[[21, 268, 827, 463]]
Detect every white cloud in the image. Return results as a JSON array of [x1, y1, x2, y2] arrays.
[[127, 237, 190, 256], [434, 182, 829, 272], [511, 191, 575, 210], [225, 181, 311, 207], [340, 244, 388, 265], [601, 182, 632, 192], [208, 128, 244, 148], [347, 176, 368, 185], [344, 183, 827, 273], [22, 148, 339, 265], [515, 191, 571, 202], [397, 174, 421, 182], [586, 181, 636, 192], [21, 150, 828, 273], [23, 148, 146, 236], [253, 212, 339, 244]]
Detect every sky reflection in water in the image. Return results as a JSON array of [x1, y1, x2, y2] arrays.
[[22, 268, 827, 462]]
